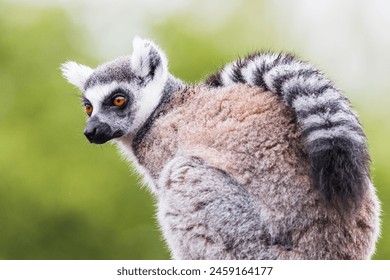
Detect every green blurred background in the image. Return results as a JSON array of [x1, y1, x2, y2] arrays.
[[0, 0, 389, 259]]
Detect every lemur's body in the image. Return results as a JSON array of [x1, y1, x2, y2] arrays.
[[62, 38, 380, 259]]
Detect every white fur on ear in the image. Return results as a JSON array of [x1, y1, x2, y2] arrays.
[[131, 37, 168, 80], [130, 37, 170, 133], [61, 61, 94, 91]]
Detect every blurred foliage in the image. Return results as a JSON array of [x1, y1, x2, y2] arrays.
[[152, 1, 280, 83], [0, 0, 389, 260]]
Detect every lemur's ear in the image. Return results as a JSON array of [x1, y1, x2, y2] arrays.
[[131, 37, 168, 83], [61, 61, 94, 91]]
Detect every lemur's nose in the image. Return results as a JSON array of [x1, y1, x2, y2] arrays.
[[84, 118, 114, 144], [84, 127, 97, 142]]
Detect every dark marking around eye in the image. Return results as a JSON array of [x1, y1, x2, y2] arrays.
[[102, 89, 127, 106], [100, 88, 133, 112]]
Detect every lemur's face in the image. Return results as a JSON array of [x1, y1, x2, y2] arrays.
[[80, 58, 141, 144], [82, 74, 137, 144], [61, 37, 168, 144]]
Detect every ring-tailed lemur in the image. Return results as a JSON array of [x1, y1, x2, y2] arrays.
[[61, 37, 380, 259]]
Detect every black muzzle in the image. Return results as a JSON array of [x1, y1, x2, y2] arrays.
[[84, 117, 122, 144]]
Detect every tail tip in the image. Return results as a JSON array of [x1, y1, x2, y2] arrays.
[[308, 140, 370, 214]]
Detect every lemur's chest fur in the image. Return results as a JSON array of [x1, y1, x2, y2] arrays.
[[133, 84, 312, 209]]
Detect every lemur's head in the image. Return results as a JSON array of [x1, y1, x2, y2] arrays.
[[61, 37, 174, 144]]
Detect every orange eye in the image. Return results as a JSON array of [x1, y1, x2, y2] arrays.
[[113, 96, 126, 107], [85, 104, 93, 116]]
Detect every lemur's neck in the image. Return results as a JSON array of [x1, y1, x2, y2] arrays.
[[132, 74, 185, 149], [114, 75, 186, 193]]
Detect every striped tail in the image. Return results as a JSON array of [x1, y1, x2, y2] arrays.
[[205, 52, 370, 213]]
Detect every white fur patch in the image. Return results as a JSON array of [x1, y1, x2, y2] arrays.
[[131, 36, 168, 79], [220, 63, 235, 86], [263, 62, 314, 92], [241, 60, 257, 85], [256, 53, 279, 66], [130, 37, 169, 132], [281, 74, 330, 99], [301, 111, 359, 129], [306, 125, 364, 144], [61, 61, 93, 91], [132, 71, 167, 132], [291, 88, 342, 112], [84, 81, 123, 117]]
